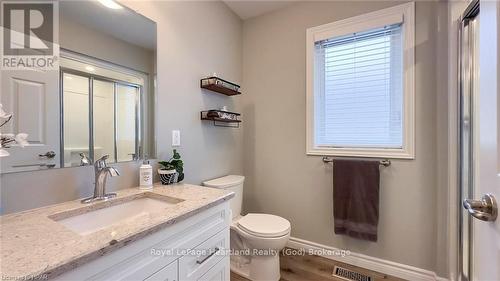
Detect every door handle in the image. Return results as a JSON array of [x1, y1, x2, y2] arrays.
[[463, 194, 498, 222], [38, 151, 56, 159]]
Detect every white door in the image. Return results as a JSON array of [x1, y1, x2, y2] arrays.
[[474, 0, 500, 279], [462, 1, 500, 280], [0, 68, 60, 173]]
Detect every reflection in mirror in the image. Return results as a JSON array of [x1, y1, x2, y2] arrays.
[[0, 1, 156, 173], [93, 79, 116, 164], [116, 84, 139, 162], [63, 73, 90, 167], [61, 57, 145, 168]]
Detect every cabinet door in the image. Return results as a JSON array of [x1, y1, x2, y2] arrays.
[[179, 229, 229, 281], [198, 257, 229, 281], [145, 261, 178, 281]]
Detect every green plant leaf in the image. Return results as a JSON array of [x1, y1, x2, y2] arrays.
[[173, 149, 181, 159], [158, 161, 171, 169]]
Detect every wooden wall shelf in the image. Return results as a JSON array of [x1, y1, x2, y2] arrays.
[[201, 77, 241, 96], [200, 110, 241, 128]]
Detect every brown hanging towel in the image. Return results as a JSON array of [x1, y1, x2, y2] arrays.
[[333, 159, 380, 242]]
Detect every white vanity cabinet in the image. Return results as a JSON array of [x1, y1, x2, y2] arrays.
[[53, 202, 230, 281], [178, 228, 228, 281], [144, 260, 178, 281], [197, 257, 230, 281]]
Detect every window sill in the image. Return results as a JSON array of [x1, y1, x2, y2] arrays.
[[307, 147, 414, 159]]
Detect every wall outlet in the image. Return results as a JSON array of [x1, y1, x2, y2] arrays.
[[172, 130, 181, 146]]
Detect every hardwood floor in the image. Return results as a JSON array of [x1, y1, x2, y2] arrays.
[[230, 248, 406, 281]]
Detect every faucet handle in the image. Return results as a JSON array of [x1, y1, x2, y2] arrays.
[[79, 153, 91, 166], [94, 155, 110, 169]]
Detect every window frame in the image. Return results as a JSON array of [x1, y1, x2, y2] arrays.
[[305, 2, 415, 159]]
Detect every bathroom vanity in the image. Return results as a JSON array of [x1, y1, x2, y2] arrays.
[[0, 184, 233, 281]]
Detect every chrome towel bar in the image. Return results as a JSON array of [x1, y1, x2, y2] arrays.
[[322, 156, 391, 167]]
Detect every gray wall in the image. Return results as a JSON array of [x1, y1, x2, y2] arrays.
[[0, 1, 243, 214], [240, 0, 446, 274], [124, 0, 244, 184]]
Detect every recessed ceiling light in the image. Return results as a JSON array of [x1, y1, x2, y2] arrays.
[[85, 66, 95, 72], [98, 0, 123, 10]]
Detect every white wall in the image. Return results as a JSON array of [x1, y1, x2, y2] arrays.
[[0, 1, 243, 214], [240, 0, 448, 275]]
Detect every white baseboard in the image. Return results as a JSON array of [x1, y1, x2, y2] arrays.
[[286, 237, 448, 281]]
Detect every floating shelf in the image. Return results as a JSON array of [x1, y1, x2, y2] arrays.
[[201, 77, 241, 96], [201, 110, 241, 128]]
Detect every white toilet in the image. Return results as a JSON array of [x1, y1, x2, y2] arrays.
[[203, 175, 291, 281]]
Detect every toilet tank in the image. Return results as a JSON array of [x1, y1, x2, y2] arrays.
[[203, 175, 244, 219]]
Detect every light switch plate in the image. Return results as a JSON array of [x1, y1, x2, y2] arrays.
[[172, 130, 180, 146]]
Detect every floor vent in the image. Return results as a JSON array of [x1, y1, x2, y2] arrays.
[[333, 265, 373, 281]]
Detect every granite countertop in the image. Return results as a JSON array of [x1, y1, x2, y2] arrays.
[[0, 183, 234, 280]]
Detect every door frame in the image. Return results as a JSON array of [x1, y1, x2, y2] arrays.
[[446, 1, 478, 280], [455, 0, 480, 280]]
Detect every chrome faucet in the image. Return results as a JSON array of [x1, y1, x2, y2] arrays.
[[81, 155, 120, 203]]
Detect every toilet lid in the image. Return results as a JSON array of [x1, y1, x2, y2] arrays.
[[237, 213, 290, 238]]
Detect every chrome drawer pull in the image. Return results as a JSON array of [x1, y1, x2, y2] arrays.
[[196, 247, 219, 265]]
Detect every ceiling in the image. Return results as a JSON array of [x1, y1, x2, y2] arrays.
[[223, 1, 295, 20]]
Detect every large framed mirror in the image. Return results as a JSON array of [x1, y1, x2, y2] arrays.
[[0, 0, 157, 173]]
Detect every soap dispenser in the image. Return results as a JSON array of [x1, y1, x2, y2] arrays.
[[139, 159, 153, 190]]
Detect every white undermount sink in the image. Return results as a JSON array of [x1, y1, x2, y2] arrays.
[[52, 194, 183, 235]]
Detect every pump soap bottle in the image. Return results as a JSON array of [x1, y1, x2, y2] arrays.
[[140, 159, 153, 189]]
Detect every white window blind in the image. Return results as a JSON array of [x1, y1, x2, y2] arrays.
[[314, 24, 403, 149]]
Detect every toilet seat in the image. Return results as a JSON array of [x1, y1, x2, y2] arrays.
[[235, 213, 290, 238]]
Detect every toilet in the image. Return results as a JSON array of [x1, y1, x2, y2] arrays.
[[203, 175, 291, 281]]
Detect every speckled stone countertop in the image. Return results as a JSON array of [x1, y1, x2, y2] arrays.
[[0, 183, 234, 280]]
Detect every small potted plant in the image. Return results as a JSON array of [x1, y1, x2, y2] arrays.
[[158, 149, 184, 185]]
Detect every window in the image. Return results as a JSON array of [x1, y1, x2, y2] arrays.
[[306, 3, 415, 159]]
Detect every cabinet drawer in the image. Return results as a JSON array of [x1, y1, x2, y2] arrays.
[[145, 260, 178, 281], [198, 256, 229, 281], [179, 229, 229, 281]]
